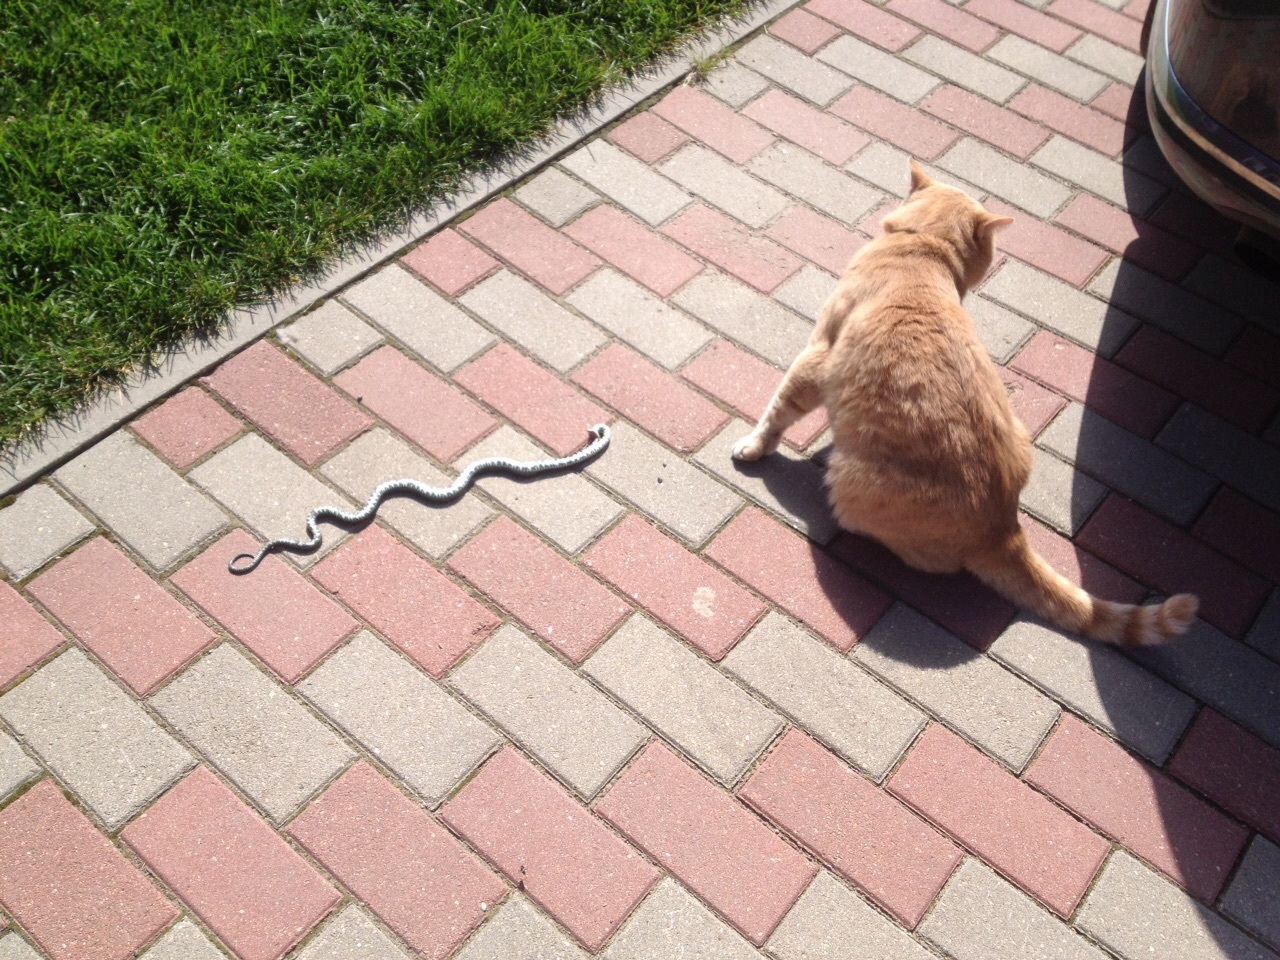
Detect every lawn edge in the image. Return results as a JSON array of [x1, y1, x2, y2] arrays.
[[0, 0, 801, 498]]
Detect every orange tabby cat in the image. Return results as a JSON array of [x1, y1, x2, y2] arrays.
[[733, 160, 1198, 645]]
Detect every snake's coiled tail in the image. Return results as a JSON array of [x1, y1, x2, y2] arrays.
[[229, 424, 611, 574]]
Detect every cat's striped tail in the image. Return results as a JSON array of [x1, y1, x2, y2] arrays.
[[966, 529, 1198, 646]]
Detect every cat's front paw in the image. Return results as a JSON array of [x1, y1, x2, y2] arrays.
[[732, 432, 770, 461]]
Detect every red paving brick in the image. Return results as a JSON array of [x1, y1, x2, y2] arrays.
[[663, 203, 803, 293], [1009, 85, 1128, 157], [311, 525, 499, 678], [680, 339, 829, 451], [987, 200, 1109, 288], [1114, 326, 1280, 434], [1019, 514, 1148, 603], [171, 528, 358, 683], [1145, 190, 1239, 255], [1027, 715, 1249, 902], [122, 767, 338, 960], [828, 533, 1016, 650], [1054, 193, 1202, 281], [401, 229, 500, 297], [922, 85, 1050, 160], [1192, 488, 1280, 585], [1225, 325, 1280, 393], [606, 112, 689, 164], [454, 344, 611, 457], [830, 86, 960, 161], [1123, 0, 1153, 20], [766, 206, 867, 275], [27, 537, 215, 695], [706, 508, 891, 652], [334, 345, 496, 463], [597, 741, 817, 946], [1091, 81, 1142, 123], [1077, 495, 1270, 637], [447, 516, 631, 664], [1046, 0, 1143, 51], [740, 729, 962, 927], [130, 387, 242, 469], [441, 746, 659, 951], [742, 89, 870, 165], [571, 343, 729, 453], [963, 0, 1083, 51], [806, 0, 922, 51], [0, 582, 65, 689], [289, 761, 506, 960], [563, 205, 703, 297], [0, 780, 177, 960], [458, 197, 600, 295], [1010, 330, 1178, 439], [769, 7, 843, 53], [1170, 709, 1280, 845], [887, 0, 1000, 51], [999, 367, 1068, 438], [651, 86, 775, 164], [204, 340, 371, 467], [888, 724, 1110, 917], [584, 514, 768, 660]]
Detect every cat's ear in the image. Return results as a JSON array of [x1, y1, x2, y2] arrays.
[[976, 211, 1015, 237], [908, 159, 934, 193]]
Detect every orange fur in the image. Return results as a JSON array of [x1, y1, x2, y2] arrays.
[[733, 160, 1198, 646]]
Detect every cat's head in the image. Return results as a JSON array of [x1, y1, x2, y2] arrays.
[[882, 160, 1014, 290]]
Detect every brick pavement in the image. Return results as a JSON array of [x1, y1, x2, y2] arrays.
[[2, 0, 1280, 956]]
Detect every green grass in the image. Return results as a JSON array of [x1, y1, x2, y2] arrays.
[[0, 0, 748, 447]]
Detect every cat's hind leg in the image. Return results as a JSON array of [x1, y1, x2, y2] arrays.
[[733, 345, 827, 461]]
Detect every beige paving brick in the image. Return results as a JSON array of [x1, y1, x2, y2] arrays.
[[299, 631, 500, 807], [936, 138, 1072, 218], [990, 616, 1196, 763], [150, 644, 354, 823], [296, 905, 415, 960], [0, 934, 40, 960], [0, 730, 40, 803], [584, 614, 782, 784], [567, 268, 712, 371], [0, 484, 94, 581], [982, 259, 1138, 356], [278, 300, 384, 377], [1019, 446, 1106, 536], [560, 140, 692, 227], [1038, 402, 1216, 525], [723, 612, 924, 781], [673, 270, 812, 368], [903, 36, 1027, 103], [602, 878, 759, 960], [1222, 837, 1280, 953], [1078, 851, 1279, 960], [1031, 136, 1165, 216], [967, 295, 1036, 363], [920, 858, 1107, 960], [1182, 253, 1280, 330], [768, 871, 933, 960], [448, 624, 646, 799], [750, 142, 885, 228], [54, 431, 229, 572], [0, 648, 194, 829], [774, 264, 838, 322], [694, 420, 839, 545], [736, 36, 855, 106], [585, 422, 742, 547], [1065, 35, 1144, 85], [320, 429, 493, 561], [456, 896, 587, 960], [818, 36, 942, 104], [515, 167, 600, 227], [986, 35, 1110, 101], [846, 142, 915, 198], [1157, 404, 1280, 515], [460, 270, 606, 373], [853, 604, 1060, 770], [698, 62, 771, 109], [659, 145, 790, 229], [141, 919, 225, 960], [1247, 590, 1280, 662], [1087, 258, 1242, 355], [339, 266, 495, 373], [454, 426, 623, 555]]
